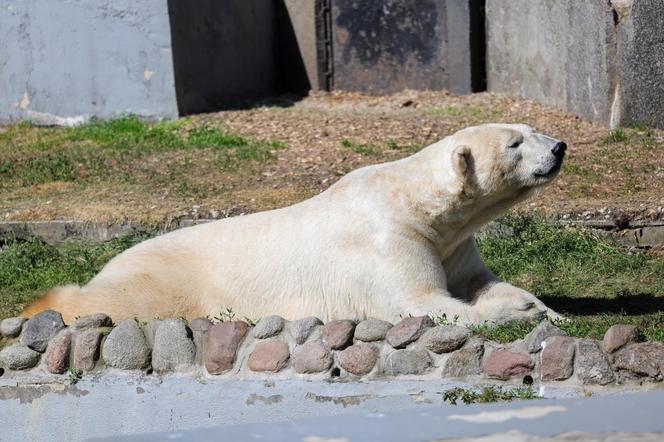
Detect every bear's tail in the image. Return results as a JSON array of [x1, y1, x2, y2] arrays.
[[21, 285, 86, 323]]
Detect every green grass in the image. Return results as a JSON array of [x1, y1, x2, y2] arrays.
[[0, 116, 286, 188], [475, 214, 664, 341], [340, 138, 382, 157], [600, 127, 628, 144], [443, 386, 539, 405], [0, 234, 152, 319]]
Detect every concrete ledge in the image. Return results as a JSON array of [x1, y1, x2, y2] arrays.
[[3, 217, 664, 248]]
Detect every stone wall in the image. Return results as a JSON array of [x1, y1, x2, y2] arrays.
[[1, 310, 662, 387], [486, 0, 664, 129]]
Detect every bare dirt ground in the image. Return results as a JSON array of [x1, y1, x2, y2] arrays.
[[1, 90, 663, 226]]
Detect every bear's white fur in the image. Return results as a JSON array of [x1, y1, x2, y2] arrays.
[[23, 123, 566, 325]]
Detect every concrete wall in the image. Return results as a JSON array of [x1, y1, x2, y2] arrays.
[[486, 0, 664, 129], [0, 0, 179, 123], [329, 0, 481, 95]]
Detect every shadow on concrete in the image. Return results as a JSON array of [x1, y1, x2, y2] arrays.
[[539, 292, 664, 316], [167, 0, 309, 115]]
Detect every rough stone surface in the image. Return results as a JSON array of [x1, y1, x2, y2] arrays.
[[339, 344, 379, 375], [541, 336, 576, 381], [0, 0, 179, 123], [322, 320, 356, 350], [521, 321, 566, 353], [0, 344, 40, 370], [204, 321, 248, 374], [292, 340, 332, 374], [575, 339, 615, 385], [152, 319, 195, 372], [73, 329, 103, 372], [0, 317, 27, 338], [102, 320, 151, 370], [384, 349, 432, 375], [442, 338, 484, 377], [385, 316, 434, 349], [289, 317, 323, 344], [486, 0, 664, 129], [46, 330, 72, 374], [142, 320, 162, 350], [20, 310, 65, 352], [247, 340, 290, 372], [354, 319, 393, 342], [72, 313, 112, 329], [421, 326, 471, 354], [253, 315, 285, 339], [484, 348, 533, 380], [602, 324, 639, 354], [613, 342, 664, 381], [189, 317, 213, 365]]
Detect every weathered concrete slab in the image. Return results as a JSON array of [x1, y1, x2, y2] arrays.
[[0, 0, 178, 123], [92, 388, 664, 442], [486, 0, 664, 129], [329, 0, 483, 94]]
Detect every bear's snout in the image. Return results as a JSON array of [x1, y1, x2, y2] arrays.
[[552, 141, 567, 160]]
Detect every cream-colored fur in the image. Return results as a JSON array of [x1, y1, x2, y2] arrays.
[[23, 124, 566, 325]]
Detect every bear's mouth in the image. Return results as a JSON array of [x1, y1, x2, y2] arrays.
[[533, 162, 562, 178]]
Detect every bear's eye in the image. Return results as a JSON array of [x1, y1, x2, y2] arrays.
[[507, 139, 522, 149]]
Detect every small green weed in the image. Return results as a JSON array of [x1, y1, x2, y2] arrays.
[[600, 127, 628, 144], [340, 139, 381, 156], [443, 386, 539, 405], [209, 307, 237, 323], [67, 367, 83, 385]]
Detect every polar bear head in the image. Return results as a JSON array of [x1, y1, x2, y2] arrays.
[[450, 123, 566, 199]]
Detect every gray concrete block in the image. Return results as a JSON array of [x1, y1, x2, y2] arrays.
[[329, 0, 479, 94], [1, 0, 179, 123], [486, 0, 664, 129], [616, 0, 664, 129]]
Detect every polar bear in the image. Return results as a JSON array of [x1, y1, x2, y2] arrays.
[[23, 123, 566, 325]]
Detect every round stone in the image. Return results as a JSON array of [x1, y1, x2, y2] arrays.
[[339, 344, 378, 375], [46, 330, 72, 374], [248, 340, 290, 372], [0, 344, 41, 370], [385, 316, 434, 349], [384, 349, 432, 375], [0, 317, 28, 338], [289, 317, 323, 344], [102, 320, 151, 370], [292, 340, 332, 374], [421, 326, 470, 354], [354, 319, 393, 342], [253, 315, 285, 339], [204, 321, 249, 374], [322, 320, 356, 350], [20, 310, 65, 353], [152, 319, 195, 372]]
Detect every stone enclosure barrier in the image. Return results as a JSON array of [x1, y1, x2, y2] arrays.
[[1, 310, 663, 388]]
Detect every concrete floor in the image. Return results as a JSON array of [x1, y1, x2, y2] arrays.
[[0, 372, 660, 441]]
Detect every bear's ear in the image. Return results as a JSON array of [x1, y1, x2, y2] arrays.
[[452, 145, 472, 180]]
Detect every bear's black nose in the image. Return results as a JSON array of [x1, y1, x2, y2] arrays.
[[552, 141, 567, 158]]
